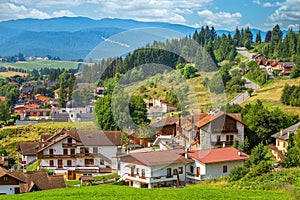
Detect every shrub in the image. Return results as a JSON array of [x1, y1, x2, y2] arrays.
[[246, 161, 272, 178], [228, 166, 249, 182]]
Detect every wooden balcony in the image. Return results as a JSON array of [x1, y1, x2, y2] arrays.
[[42, 154, 76, 158], [186, 172, 205, 181], [212, 140, 237, 146], [212, 129, 238, 134], [62, 143, 77, 147]]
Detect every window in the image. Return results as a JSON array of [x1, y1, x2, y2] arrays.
[[178, 167, 183, 174], [223, 165, 228, 173], [67, 138, 72, 144], [141, 169, 145, 178], [100, 159, 104, 165], [283, 142, 286, 148], [84, 159, 94, 165], [3, 176, 8, 181], [136, 168, 139, 175], [49, 160, 54, 167], [130, 167, 134, 176], [277, 141, 279, 146], [67, 160, 72, 167], [217, 135, 221, 142], [226, 135, 234, 141], [70, 149, 75, 155], [93, 147, 98, 154], [63, 149, 68, 155], [190, 165, 194, 173], [167, 168, 172, 177]]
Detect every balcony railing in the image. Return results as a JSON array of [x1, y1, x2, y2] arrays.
[[42, 154, 76, 158], [212, 129, 238, 134], [186, 172, 205, 180], [211, 140, 237, 146], [62, 143, 77, 147]]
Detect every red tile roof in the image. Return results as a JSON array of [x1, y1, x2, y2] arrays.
[[196, 111, 244, 128], [187, 147, 249, 164]]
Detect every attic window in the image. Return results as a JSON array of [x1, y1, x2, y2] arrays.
[[3, 176, 8, 181]]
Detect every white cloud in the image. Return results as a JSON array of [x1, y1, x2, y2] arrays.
[[197, 9, 242, 30], [263, 2, 274, 7], [0, 3, 50, 21], [52, 10, 75, 18], [268, 0, 300, 29]]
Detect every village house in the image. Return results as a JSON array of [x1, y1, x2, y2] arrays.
[[0, 167, 66, 195], [117, 149, 193, 188], [144, 99, 177, 119], [18, 129, 122, 180], [251, 54, 295, 75], [179, 111, 245, 151], [186, 147, 249, 182], [270, 122, 300, 161], [117, 147, 249, 188]]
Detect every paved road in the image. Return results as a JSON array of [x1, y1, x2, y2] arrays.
[[229, 47, 260, 105], [229, 78, 260, 105]]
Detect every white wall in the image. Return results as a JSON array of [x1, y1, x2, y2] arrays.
[[205, 160, 244, 179], [0, 185, 20, 195]]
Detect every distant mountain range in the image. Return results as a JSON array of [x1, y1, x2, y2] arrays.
[[0, 17, 281, 60]]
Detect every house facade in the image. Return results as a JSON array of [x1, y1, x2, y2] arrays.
[[179, 111, 245, 150], [118, 149, 193, 188], [271, 122, 300, 160], [0, 167, 25, 195], [118, 147, 249, 188], [18, 129, 122, 180]]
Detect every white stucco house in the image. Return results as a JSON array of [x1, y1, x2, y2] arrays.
[[117, 147, 249, 188], [18, 129, 122, 180]]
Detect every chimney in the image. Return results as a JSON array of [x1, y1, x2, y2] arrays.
[[185, 147, 189, 159], [280, 129, 284, 136]]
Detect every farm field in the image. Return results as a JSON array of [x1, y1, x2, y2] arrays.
[[1, 60, 81, 71], [0, 183, 289, 200], [0, 71, 27, 77], [242, 77, 300, 116]]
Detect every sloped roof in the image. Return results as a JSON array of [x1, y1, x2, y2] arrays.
[[196, 111, 244, 128], [119, 149, 193, 166], [78, 130, 122, 146], [271, 122, 300, 141], [187, 147, 249, 164], [11, 171, 66, 192], [150, 116, 179, 128], [18, 142, 40, 155], [0, 167, 26, 183]]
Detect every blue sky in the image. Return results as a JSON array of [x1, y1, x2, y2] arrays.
[[0, 0, 299, 30]]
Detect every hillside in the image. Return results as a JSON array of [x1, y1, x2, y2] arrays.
[[242, 77, 300, 116]]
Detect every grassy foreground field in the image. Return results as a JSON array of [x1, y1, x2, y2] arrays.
[[1, 60, 80, 70], [242, 77, 300, 116], [1, 183, 289, 200]]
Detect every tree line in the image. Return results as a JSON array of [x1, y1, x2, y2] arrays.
[[281, 84, 300, 107]]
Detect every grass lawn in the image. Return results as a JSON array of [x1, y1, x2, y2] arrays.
[[1, 183, 289, 200], [242, 77, 300, 116], [1, 60, 80, 71]]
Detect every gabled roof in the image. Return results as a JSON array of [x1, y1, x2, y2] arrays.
[[18, 142, 40, 155], [196, 111, 244, 128], [11, 171, 66, 192], [150, 116, 179, 128], [187, 147, 249, 164], [119, 149, 193, 166], [271, 122, 300, 141], [78, 130, 122, 146], [0, 167, 26, 183]]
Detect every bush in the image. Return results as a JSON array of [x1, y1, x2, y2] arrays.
[[228, 166, 249, 182], [246, 161, 272, 178]]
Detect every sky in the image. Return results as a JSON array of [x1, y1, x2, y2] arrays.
[[0, 0, 299, 30]]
